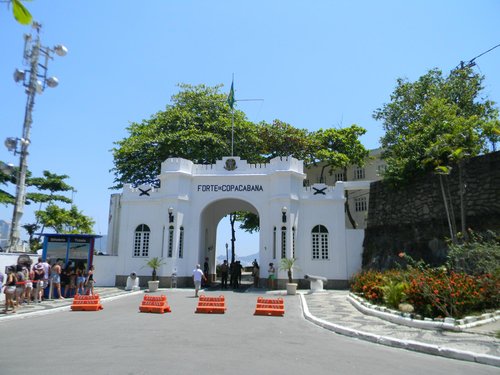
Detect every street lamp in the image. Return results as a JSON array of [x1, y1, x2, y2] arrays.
[[281, 206, 287, 223], [6, 22, 67, 252]]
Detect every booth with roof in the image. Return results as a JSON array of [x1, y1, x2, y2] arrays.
[[38, 234, 102, 297], [39, 233, 102, 270]]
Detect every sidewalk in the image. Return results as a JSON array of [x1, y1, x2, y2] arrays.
[[301, 290, 500, 367], [0, 287, 134, 321]]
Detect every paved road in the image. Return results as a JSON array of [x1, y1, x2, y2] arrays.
[[0, 289, 497, 375]]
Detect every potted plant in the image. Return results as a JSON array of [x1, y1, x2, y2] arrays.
[[144, 257, 165, 292], [280, 258, 298, 295]]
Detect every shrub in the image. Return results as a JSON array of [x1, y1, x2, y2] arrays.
[[447, 230, 500, 276], [381, 280, 407, 309]]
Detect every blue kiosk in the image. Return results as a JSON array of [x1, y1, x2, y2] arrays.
[[40, 233, 102, 271]]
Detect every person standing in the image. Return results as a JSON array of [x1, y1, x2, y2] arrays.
[[220, 260, 229, 289], [51, 260, 64, 299], [268, 262, 276, 290], [41, 257, 50, 300], [23, 266, 33, 304], [64, 267, 76, 298], [3, 266, 18, 313], [252, 260, 260, 287], [32, 259, 45, 303], [75, 264, 86, 295], [85, 265, 95, 296], [203, 257, 210, 287], [192, 264, 206, 298]]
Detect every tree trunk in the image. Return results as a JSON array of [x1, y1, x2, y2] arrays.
[[230, 213, 236, 264], [458, 161, 468, 240], [439, 174, 456, 243]]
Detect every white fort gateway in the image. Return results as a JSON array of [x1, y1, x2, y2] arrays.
[[107, 156, 370, 289]]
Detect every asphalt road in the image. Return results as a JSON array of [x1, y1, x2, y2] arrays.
[[0, 289, 497, 375]]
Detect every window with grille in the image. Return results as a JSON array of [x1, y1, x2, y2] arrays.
[[167, 225, 174, 257], [178, 226, 184, 258], [334, 172, 345, 182], [355, 197, 368, 212], [312, 225, 329, 260], [377, 164, 387, 176], [281, 226, 287, 258], [133, 224, 150, 257], [354, 167, 365, 180], [292, 227, 296, 259], [273, 227, 276, 259]]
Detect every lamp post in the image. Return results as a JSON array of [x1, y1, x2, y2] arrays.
[[6, 22, 67, 252], [281, 206, 287, 223]]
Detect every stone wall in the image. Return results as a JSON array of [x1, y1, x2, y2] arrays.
[[363, 151, 500, 269]]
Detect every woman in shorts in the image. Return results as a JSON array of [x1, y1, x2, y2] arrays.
[[267, 262, 276, 290], [3, 266, 18, 313]]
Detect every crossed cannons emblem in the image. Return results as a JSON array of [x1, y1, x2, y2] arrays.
[[139, 188, 151, 196], [313, 187, 327, 195]]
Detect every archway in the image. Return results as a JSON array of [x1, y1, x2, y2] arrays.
[[199, 198, 260, 286]]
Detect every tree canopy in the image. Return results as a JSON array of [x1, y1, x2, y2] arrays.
[[111, 84, 260, 188], [373, 67, 499, 184]]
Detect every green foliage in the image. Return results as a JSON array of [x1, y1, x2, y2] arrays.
[[234, 211, 259, 233], [381, 279, 407, 309], [351, 265, 499, 318], [35, 204, 94, 234], [374, 67, 499, 185], [144, 257, 166, 281], [279, 258, 297, 283], [350, 269, 386, 304], [257, 119, 313, 161], [447, 230, 500, 276], [11, 0, 32, 25], [111, 83, 261, 188], [311, 125, 369, 173]]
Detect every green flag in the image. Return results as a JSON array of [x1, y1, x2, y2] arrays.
[[227, 80, 235, 109]]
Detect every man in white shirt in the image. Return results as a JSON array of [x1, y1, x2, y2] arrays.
[[192, 264, 206, 298]]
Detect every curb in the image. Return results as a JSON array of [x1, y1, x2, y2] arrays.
[[299, 293, 500, 368], [348, 293, 500, 332]]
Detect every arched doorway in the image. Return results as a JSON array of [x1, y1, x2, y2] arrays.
[[199, 198, 259, 286]]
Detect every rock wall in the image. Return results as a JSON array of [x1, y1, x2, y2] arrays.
[[363, 151, 500, 269]]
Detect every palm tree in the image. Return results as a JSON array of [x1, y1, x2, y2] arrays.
[[145, 257, 166, 281], [279, 258, 297, 283]]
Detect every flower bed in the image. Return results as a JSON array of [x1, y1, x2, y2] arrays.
[[351, 267, 499, 319]]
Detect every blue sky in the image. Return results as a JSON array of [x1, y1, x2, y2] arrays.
[[1, 1, 499, 256]]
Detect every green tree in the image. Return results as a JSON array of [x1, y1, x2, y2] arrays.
[[35, 204, 94, 234], [25, 170, 75, 245], [374, 67, 498, 184], [311, 125, 370, 228], [111, 83, 261, 188], [256, 119, 313, 162], [374, 67, 499, 242], [0, 166, 16, 205]]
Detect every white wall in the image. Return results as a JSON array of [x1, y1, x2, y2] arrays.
[[93, 255, 118, 287]]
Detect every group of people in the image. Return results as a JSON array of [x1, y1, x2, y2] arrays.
[[191, 258, 276, 297], [1, 257, 95, 314], [218, 259, 246, 289]]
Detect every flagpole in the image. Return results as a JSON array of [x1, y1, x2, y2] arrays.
[[226, 74, 263, 157], [231, 107, 234, 156], [231, 73, 234, 156]]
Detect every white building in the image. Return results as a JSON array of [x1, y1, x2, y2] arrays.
[[107, 155, 370, 288], [305, 148, 386, 229]]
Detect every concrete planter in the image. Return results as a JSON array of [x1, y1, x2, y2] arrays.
[[286, 283, 298, 295], [148, 280, 159, 292]]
